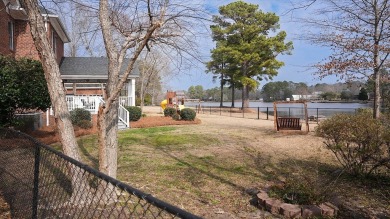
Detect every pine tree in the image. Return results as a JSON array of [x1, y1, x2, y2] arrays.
[[210, 1, 293, 108]]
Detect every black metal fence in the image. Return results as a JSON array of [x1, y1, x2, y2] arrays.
[[191, 106, 361, 122], [0, 128, 201, 219]]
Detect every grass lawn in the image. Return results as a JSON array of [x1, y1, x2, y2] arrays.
[[53, 123, 390, 218], [70, 126, 262, 216]]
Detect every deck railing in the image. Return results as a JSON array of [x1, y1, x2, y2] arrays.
[[119, 96, 133, 107], [118, 104, 130, 128], [65, 95, 102, 113], [61, 95, 133, 114]]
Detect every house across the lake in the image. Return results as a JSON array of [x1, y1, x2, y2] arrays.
[[1, 0, 138, 128]]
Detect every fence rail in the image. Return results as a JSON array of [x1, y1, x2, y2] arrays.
[[0, 128, 201, 219], [191, 105, 364, 123]]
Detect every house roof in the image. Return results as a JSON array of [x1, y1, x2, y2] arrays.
[[60, 57, 140, 83]]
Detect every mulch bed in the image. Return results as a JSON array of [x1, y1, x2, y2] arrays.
[[131, 116, 201, 128], [27, 116, 200, 145]]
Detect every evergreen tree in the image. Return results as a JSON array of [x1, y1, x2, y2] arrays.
[[210, 1, 292, 108], [358, 88, 369, 101]]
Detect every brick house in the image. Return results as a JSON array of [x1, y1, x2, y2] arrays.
[[1, 0, 138, 128]]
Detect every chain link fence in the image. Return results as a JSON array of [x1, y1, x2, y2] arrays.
[[0, 128, 201, 219]]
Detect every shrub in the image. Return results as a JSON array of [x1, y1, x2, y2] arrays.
[[268, 175, 328, 205], [125, 106, 142, 121], [356, 107, 373, 114], [164, 107, 177, 117], [0, 56, 50, 126], [180, 108, 196, 121], [70, 108, 92, 129], [172, 113, 180, 121], [316, 112, 390, 176], [77, 120, 92, 129]]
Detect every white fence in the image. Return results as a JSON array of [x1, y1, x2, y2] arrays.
[[119, 96, 133, 107], [66, 95, 101, 113]]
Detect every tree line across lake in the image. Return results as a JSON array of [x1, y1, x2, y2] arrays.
[[186, 79, 390, 103]]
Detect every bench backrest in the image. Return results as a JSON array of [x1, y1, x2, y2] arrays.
[[277, 117, 301, 130]]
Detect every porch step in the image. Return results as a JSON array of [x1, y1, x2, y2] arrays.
[[118, 119, 129, 130]]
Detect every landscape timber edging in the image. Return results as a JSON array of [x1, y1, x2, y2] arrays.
[[256, 190, 339, 218]]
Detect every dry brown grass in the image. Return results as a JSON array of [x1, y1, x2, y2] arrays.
[[4, 107, 389, 218]]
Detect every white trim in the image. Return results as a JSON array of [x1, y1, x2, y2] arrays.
[[47, 15, 70, 43], [131, 79, 136, 106], [61, 75, 139, 80]]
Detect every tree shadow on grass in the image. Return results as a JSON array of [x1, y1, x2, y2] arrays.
[[78, 138, 99, 169], [157, 148, 247, 192]]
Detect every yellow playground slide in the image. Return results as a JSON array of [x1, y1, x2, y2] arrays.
[[160, 99, 167, 110]]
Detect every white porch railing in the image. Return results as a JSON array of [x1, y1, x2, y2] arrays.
[[66, 95, 102, 114], [97, 96, 130, 129], [118, 104, 130, 128], [119, 96, 133, 107], [49, 95, 131, 128]]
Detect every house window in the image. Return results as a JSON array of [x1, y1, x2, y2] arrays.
[[52, 30, 57, 54], [8, 22, 14, 50]]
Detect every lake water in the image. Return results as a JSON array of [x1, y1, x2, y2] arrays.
[[185, 101, 373, 118], [186, 101, 372, 109]]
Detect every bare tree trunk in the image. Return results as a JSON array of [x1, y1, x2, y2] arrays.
[[231, 84, 235, 107], [242, 85, 250, 109], [242, 62, 250, 109], [22, 0, 80, 161], [98, 0, 163, 178], [373, 6, 381, 119], [21, 0, 94, 205], [98, 0, 119, 178], [220, 74, 224, 107], [374, 61, 382, 119], [139, 63, 146, 110], [97, 100, 119, 178]]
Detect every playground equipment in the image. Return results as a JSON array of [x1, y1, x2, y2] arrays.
[[273, 100, 309, 132], [160, 99, 168, 110], [160, 91, 185, 111]]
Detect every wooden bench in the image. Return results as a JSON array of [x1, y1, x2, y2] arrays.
[[277, 117, 301, 131]]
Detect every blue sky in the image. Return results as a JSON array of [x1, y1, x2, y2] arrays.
[[166, 0, 340, 91]]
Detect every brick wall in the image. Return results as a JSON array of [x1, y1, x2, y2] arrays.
[[0, 1, 15, 57], [0, 1, 64, 63], [14, 20, 40, 60], [66, 89, 104, 95]]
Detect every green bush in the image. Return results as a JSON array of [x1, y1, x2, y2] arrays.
[[164, 107, 177, 117], [70, 108, 92, 128], [125, 106, 142, 121], [77, 120, 92, 129], [316, 112, 390, 176], [268, 175, 328, 205], [0, 56, 50, 126], [180, 108, 196, 121], [172, 113, 180, 121]]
